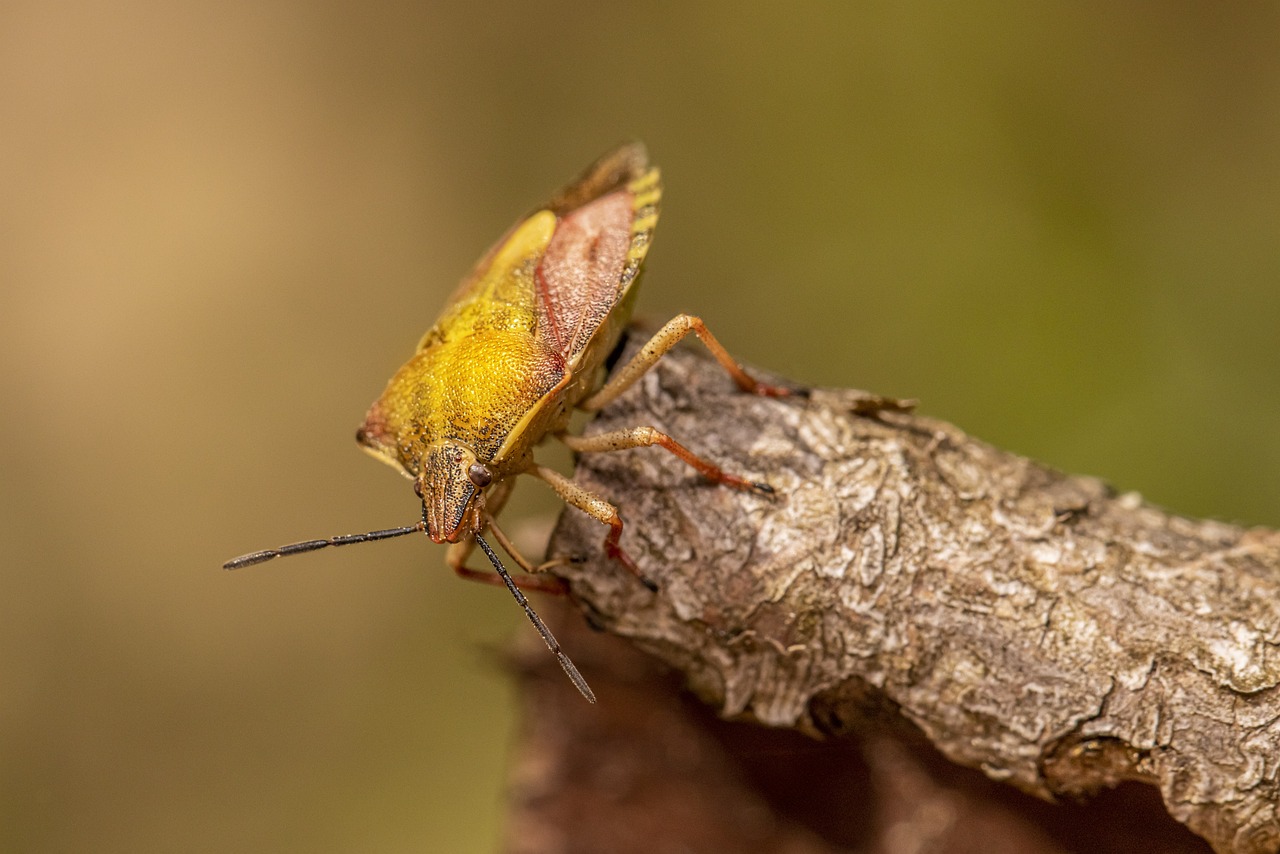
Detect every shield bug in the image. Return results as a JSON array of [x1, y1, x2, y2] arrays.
[[225, 143, 795, 702]]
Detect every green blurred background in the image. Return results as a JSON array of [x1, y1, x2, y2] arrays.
[[2, 2, 1277, 851]]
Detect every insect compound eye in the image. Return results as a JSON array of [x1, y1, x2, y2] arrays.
[[467, 463, 493, 488]]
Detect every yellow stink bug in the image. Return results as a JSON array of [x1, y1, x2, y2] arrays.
[[225, 144, 794, 701]]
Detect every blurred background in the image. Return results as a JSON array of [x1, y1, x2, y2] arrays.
[[2, 2, 1277, 851]]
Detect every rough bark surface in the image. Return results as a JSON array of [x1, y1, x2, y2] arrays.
[[505, 602, 1212, 853], [529, 335, 1280, 854]]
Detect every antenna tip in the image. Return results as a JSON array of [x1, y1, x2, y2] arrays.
[[222, 550, 274, 570]]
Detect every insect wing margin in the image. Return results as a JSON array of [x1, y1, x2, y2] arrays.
[[534, 145, 661, 367]]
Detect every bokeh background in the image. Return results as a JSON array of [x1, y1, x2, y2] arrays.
[[3, 3, 1278, 851]]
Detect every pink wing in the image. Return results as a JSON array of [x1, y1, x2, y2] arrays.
[[535, 190, 634, 361], [534, 143, 659, 363]]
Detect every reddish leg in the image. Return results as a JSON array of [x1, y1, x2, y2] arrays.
[[446, 535, 568, 595], [560, 426, 772, 495], [580, 313, 801, 413], [529, 464, 658, 591], [452, 563, 568, 594]]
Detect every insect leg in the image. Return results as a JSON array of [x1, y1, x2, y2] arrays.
[[580, 313, 796, 412], [559, 427, 772, 495], [444, 479, 568, 593], [529, 464, 658, 591], [447, 537, 569, 594], [486, 514, 578, 575]]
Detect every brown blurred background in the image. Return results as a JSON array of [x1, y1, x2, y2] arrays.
[[2, 3, 1277, 851]]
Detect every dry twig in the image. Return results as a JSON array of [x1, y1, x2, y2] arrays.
[[510, 333, 1280, 854]]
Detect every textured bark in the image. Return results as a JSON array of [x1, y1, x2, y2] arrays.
[[524, 334, 1280, 854], [505, 602, 1211, 853]]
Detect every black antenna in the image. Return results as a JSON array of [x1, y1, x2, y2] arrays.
[[222, 523, 426, 570], [474, 533, 596, 704], [222, 522, 596, 702]]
